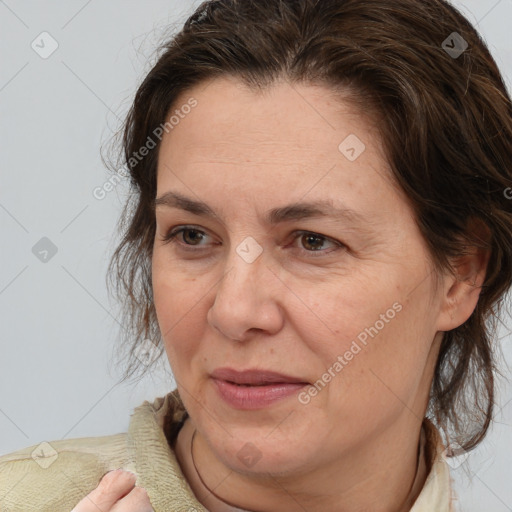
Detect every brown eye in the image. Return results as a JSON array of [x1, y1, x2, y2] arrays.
[[301, 233, 327, 251], [291, 231, 345, 258], [180, 228, 206, 245], [162, 226, 210, 247]]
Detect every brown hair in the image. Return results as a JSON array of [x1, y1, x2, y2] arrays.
[[105, 0, 512, 451]]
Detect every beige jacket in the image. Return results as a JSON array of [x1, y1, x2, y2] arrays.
[[0, 389, 455, 511]]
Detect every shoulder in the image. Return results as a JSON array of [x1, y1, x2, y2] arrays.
[[0, 389, 189, 512], [0, 432, 129, 512]]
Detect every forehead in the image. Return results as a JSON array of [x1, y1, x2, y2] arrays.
[[162, 76, 377, 159], [155, 76, 405, 222], [159, 77, 386, 169]]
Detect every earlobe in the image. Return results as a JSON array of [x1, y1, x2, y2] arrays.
[[436, 219, 491, 332]]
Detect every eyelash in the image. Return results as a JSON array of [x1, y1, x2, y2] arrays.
[[160, 225, 345, 258]]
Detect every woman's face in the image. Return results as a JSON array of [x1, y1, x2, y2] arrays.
[[152, 76, 447, 476]]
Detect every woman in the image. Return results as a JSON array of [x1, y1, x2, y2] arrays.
[[1, 0, 511, 510]]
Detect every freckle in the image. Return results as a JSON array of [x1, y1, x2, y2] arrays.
[[270, 348, 275, 354]]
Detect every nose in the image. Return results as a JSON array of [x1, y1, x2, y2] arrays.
[[206, 245, 285, 342]]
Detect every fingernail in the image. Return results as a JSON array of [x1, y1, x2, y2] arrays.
[[114, 468, 136, 476]]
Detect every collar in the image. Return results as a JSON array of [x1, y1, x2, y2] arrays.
[[410, 417, 455, 511], [126, 390, 204, 511]]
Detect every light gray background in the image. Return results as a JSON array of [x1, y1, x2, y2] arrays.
[[0, 1, 511, 511]]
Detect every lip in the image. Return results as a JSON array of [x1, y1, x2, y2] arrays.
[[210, 368, 309, 410], [210, 367, 309, 385], [212, 379, 308, 410]]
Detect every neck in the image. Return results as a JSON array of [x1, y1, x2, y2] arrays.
[[174, 414, 429, 512]]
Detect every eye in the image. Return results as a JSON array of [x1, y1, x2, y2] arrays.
[[159, 226, 345, 258], [289, 231, 345, 257], [160, 226, 212, 249]]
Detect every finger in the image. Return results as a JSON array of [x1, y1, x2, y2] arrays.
[[71, 469, 136, 512], [110, 486, 153, 512]]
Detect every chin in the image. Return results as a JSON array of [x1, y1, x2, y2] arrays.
[[209, 427, 315, 476]]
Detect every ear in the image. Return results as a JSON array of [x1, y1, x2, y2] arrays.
[[436, 218, 491, 332]]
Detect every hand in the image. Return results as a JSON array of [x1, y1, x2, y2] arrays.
[[71, 469, 154, 512]]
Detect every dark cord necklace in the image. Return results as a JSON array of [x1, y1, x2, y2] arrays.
[[190, 428, 254, 512]]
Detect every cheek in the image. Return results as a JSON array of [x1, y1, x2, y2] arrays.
[[152, 257, 206, 366], [301, 277, 400, 360], [152, 249, 204, 321], [304, 273, 435, 400], [316, 295, 436, 423]]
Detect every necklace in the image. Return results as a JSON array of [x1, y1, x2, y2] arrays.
[[190, 428, 254, 512]]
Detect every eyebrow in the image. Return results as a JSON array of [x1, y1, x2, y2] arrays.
[[153, 191, 368, 226]]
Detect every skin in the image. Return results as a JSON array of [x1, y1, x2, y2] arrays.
[[148, 76, 489, 512]]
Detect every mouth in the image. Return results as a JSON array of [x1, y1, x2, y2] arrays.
[[227, 382, 277, 387], [210, 367, 309, 386], [212, 379, 308, 410], [209, 367, 309, 410]]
